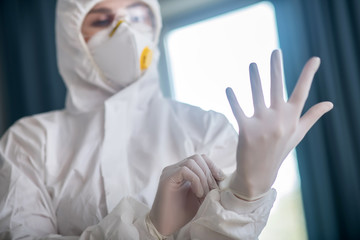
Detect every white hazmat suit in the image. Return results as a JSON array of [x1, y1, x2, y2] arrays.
[[0, 0, 276, 239]]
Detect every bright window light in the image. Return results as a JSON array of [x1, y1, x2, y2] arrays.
[[165, 2, 307, 239]]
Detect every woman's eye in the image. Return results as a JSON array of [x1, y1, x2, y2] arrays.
[[92, 19, 111, 27], [130, 15, 142, 23], [92, 16, 114, 27]]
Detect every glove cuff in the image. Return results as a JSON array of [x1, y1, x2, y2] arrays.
[[219, 172, 270, 201], [146, 213, 169, 240]]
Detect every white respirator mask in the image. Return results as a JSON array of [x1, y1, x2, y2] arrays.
[[87, 20, 154, 89]]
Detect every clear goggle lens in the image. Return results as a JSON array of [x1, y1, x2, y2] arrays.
[[113, 3, 155, 38]]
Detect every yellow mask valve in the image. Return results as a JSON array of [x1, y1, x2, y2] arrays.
[[140, 47, 153, 71]]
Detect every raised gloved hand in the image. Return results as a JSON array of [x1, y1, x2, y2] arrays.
[[225, 50, 333, 201], [149, 154, 225, 236]]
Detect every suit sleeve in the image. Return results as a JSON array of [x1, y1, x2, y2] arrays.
[[175, 189, 276, 240]]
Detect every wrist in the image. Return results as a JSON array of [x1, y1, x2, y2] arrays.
[[222, 171, 269, 201]]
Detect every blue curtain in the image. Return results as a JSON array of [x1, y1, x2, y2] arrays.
[[0, 0, 65, 135], [273, 0, 360, 239]]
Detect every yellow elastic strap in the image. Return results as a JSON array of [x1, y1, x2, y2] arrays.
[[109, 20, 125, 37]]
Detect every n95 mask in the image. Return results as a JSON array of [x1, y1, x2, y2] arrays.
[[87, 20, 154, 89]]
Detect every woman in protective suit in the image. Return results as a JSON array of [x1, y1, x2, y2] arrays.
[[0, 0, 333, 239]]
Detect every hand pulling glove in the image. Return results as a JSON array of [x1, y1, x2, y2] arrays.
[[149, 154, 225, 236]]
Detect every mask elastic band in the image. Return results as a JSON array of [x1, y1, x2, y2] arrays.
[[109, 20, 125, 37]]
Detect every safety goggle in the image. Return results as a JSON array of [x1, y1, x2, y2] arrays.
[[104, 2, 156, 39]]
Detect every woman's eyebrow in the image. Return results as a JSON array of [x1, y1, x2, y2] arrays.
[[89, 8, 112, 14]]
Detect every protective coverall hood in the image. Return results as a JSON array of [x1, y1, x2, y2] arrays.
[[56, 0, 163, 113]]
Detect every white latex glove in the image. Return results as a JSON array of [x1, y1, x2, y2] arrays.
[[225, 50, 333, 201], [149, 154, 225, 236]]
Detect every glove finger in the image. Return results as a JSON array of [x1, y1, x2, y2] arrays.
[[182, 158, 210, 195], [177, 166, 204, 198], [297, 101, 333, 142], [270, 49, 285, 108], [201, 154, 225, 182], [226, 87, 246, 126], [249, 63, 266, 113], [192, 154, 218, 190], [288, 57, 321, 113]]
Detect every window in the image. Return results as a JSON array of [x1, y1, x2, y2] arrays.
[[164, 2, 307, 239]]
